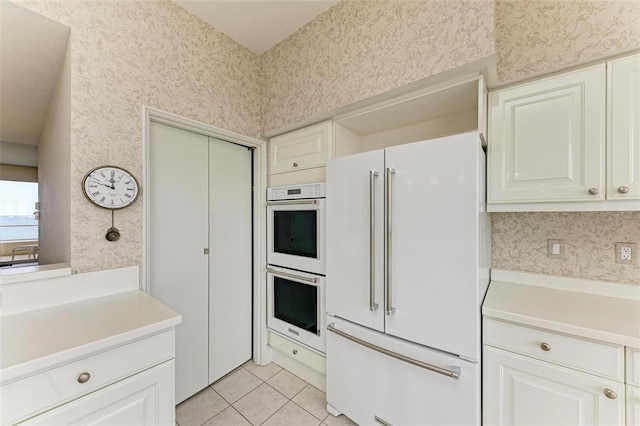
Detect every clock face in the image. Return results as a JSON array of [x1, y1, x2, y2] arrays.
[[82, 166, 139, 210]]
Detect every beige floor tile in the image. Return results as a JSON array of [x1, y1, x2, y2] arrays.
[[243, 361, 282, 381], [262, 401, 322, 426], [292, 385, 328, 421], [203, 406, 251, 426], [176, 387, 229, 426], [266, 369, 307, 399], [212, 367, 263, 403], [233, 383, 288, 425], [323, 413, 357, 426]]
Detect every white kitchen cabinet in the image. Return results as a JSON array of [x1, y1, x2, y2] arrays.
[[269, 120, 333, 186], [488, 64, 606, 205], [484, 346, 624, 426], [488, 53, 640, 211], [1, 269, 181, 426], [628, 385, 640, 426], [23, 361, 173, 425], [608, 54, 640, 201], [482, 271, 640, 426]]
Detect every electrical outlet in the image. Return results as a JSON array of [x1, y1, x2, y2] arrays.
[[615, 242, 637, 264], [547, 239, 564, 259]]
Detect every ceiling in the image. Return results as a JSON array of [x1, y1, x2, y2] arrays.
[[174, 0, 338, 55]]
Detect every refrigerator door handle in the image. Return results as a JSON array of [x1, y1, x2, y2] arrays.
[[369, 170, 379, 311], [385, 167, 396, 315], [327, 324, 461, 380]]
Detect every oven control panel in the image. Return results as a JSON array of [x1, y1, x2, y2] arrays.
[[268, 182, 325, 200]]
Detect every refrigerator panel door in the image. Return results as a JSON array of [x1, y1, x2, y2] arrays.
[[384, 132, 483, 359], [326, 316, 480, 426], [326, 150, 385, 332]]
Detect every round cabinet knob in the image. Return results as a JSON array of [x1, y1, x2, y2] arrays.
[[292, 349, 298, 355], [617, 186, 630, 194], [77, 372, 91, 384], [603, 388, 617, 399], [588, 188, 599, 195], [540, 342, 551, 352], [293, 162, 298, 167]]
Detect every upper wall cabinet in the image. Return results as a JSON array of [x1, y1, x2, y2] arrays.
[[269, 121, 333, 186], [488, 53, 640, 212], [608, 54, 640, 201]]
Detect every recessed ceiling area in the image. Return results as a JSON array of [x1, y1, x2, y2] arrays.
[[0, 0, 70, 154], [173, 0, 338, 55]]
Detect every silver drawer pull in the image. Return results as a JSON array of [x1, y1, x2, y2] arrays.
[[77, 372, 91, 384], [327, 324, 460, 379], [604, 388, 617, 399], [618, 186, 630, 194], [588, 187, 599, 195], [292, 349, 298, 355], [293, 162, 298, 167], [540, 342, 551, 351]]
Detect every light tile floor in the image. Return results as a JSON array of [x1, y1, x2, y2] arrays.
[[176, 361, 356, 426]]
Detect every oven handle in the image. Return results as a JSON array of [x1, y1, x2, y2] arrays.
[[266, 199, 319, 206], [327, 324, 461, 380], [267, 267, 318, 284]]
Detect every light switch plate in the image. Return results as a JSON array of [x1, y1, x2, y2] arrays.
[[547, 239, 564, 259]]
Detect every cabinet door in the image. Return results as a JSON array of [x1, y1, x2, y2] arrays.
[[488, 65, 606, 203], [608, 54, 640, 200], [269, 121, 333, 175], [326, 149, 385, 332], [627, 385, 640, 426], [484, 346, 624, 426], [25, 361, 174, 425]]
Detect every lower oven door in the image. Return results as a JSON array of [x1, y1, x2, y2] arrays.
[[267, 266, 326, 353]]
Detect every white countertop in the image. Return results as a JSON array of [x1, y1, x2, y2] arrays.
[[1, 289, 181, 383], [483, 270, 640, 348]]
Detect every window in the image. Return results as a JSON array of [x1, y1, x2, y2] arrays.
[[0, 181, 38, 242]]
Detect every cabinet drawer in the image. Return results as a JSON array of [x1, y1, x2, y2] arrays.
[[484, 319, 623, 380], [269, 121, 333, 175], [1, 330, 174, 425], [269, 332, 325, 374], [627, 347, 640, 386]]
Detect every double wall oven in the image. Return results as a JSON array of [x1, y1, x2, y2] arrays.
[[267, 183, 326, 353]]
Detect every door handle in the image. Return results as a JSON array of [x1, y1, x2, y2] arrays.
[[369, 170, 379, 312], [385, 167, 396, 315]]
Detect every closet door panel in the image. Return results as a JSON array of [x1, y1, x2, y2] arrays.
[[149, 122, 209, 403], [208, 138, 253, 384]]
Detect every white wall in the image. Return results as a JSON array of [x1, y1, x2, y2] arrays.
[[38, 39, 71, 265]]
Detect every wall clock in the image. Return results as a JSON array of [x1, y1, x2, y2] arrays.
[[82, 166, 140, 241]]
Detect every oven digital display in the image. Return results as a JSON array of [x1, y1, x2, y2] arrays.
[[287, 188, 302, 195]]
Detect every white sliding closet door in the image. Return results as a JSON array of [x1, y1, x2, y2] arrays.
[[149, 123, 253, 404], [149, 122, 209, 403], [208, 138, 252, 383]]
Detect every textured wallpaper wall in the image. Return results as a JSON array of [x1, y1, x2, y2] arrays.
[[493, 212, 640, 283], [495, 0, 640, 83], [15, 0, 261, 273], [260, 0, 495, 134]]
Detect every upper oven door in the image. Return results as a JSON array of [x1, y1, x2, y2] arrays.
[[267, 198, 325, 275]]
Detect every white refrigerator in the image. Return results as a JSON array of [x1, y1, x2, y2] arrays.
[[325, 132, 490, 426]]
